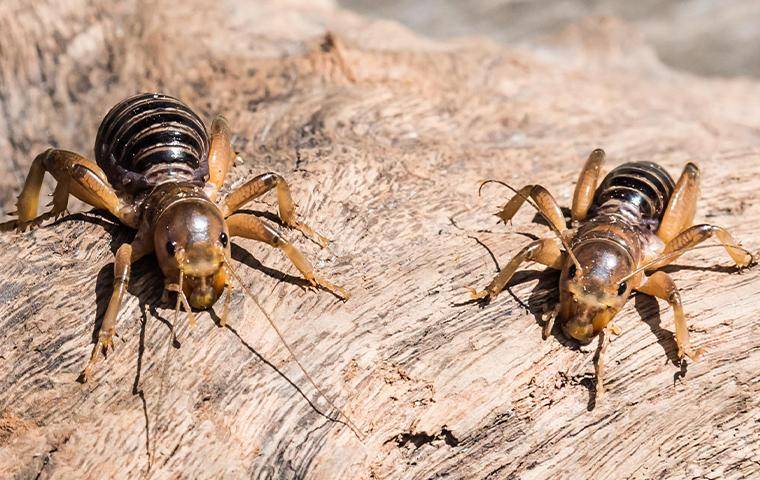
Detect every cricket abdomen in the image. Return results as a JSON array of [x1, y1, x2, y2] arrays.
[[94, 93, 210, 193], [592, 161, 675, 223]]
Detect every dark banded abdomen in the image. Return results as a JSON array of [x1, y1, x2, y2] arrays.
[[95, 93, 209, 192], [592, 162, 675, 221]]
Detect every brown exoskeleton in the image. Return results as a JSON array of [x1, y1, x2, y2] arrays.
[[3, 93, 360, 436], [471, 149, 753, 398]]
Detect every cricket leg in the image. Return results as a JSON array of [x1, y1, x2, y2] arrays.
[[657, 162, 700, 243], [10, 149, 137, 230], [223, 173, 329, 247], [571, 148, 605, 223], [490, 184, 567, 234], [470, 237, 565, 302], [204, 115, 236, 202], [81, 228, 152, 381], [636, 271, 703, 361], [227, 213, 348, 299], [650, 224, 753, 270]]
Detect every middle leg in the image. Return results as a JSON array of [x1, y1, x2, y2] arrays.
[[470, 237, 565, 301], [10, 149, 138, 230], [222, 173, 329, 248], [81, 227, 153, 381], [226, 213, 348, 299], [649, 224, 753, 270]]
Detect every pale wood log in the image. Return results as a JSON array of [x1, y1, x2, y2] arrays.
[[0, 1, 758, 479]]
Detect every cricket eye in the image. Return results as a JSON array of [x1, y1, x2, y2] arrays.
[[166, 240, 177, 257], [567, 264, 577, 279], [617, 281, 628, 296], [219, 232, 229, 247]]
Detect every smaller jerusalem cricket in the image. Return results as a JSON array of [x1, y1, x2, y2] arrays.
[[471, 149, 753, 398]]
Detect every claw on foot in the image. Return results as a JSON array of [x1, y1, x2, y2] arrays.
[[307, 274, 349, 300], [467, 287, 490, 301], [81, 335, 115, 382], [292, 221, 331, 249], [679, 345, 704, 362], [6, 208, 68, 232]]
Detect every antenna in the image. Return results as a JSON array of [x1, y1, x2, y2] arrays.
[[224, 258, 365, 441]]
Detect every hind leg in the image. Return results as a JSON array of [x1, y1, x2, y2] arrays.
[[7, 149, 138, 230], [222, 173, 329, 247], [204, 115, 236, 202], [657, 163, 700, 243], [571, 148, 606, 223]]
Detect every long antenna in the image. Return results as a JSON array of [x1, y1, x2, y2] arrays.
[[151, 268, 197, 470], [224, 259, 365, 441], [479, 179, 582, 271]]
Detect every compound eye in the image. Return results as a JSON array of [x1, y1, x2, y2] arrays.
[[219, 232, 229, 247], [617, 281, 628, 296], [567, 264, 577, 279], [166, 240, 177, 257]]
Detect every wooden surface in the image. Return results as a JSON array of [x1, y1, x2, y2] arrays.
[[1, 1, 759, 479]]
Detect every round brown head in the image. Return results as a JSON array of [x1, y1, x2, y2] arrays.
[[557, 240, 634, 344], [154, 199, 230, 309]]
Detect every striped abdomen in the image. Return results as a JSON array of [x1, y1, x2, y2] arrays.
[[95, 93, 209, 192], [592, 162, 675, 222]]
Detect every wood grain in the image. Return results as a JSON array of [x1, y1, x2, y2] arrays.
[[0, 1, 758, 479]]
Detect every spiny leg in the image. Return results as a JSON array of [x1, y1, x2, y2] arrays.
[[81, 229, 153, 381], [571, 148, 605, 223], [493, 184, 567, 234], [222, 172, 329, 248], [12, 150, 73, 227], [636, 271, 703, 361], [470, 237, 565, 302], [11, 149, 138, 230], [649, 224, 753, 271], [203, 115, 236, 202], [226, 213, 348, 299], [657, 162, 700, 243]]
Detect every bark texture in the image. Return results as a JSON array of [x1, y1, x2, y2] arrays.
[[1, 1, 759, 479]]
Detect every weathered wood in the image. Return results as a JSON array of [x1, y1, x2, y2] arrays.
[[1, 1, 759, 479]]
